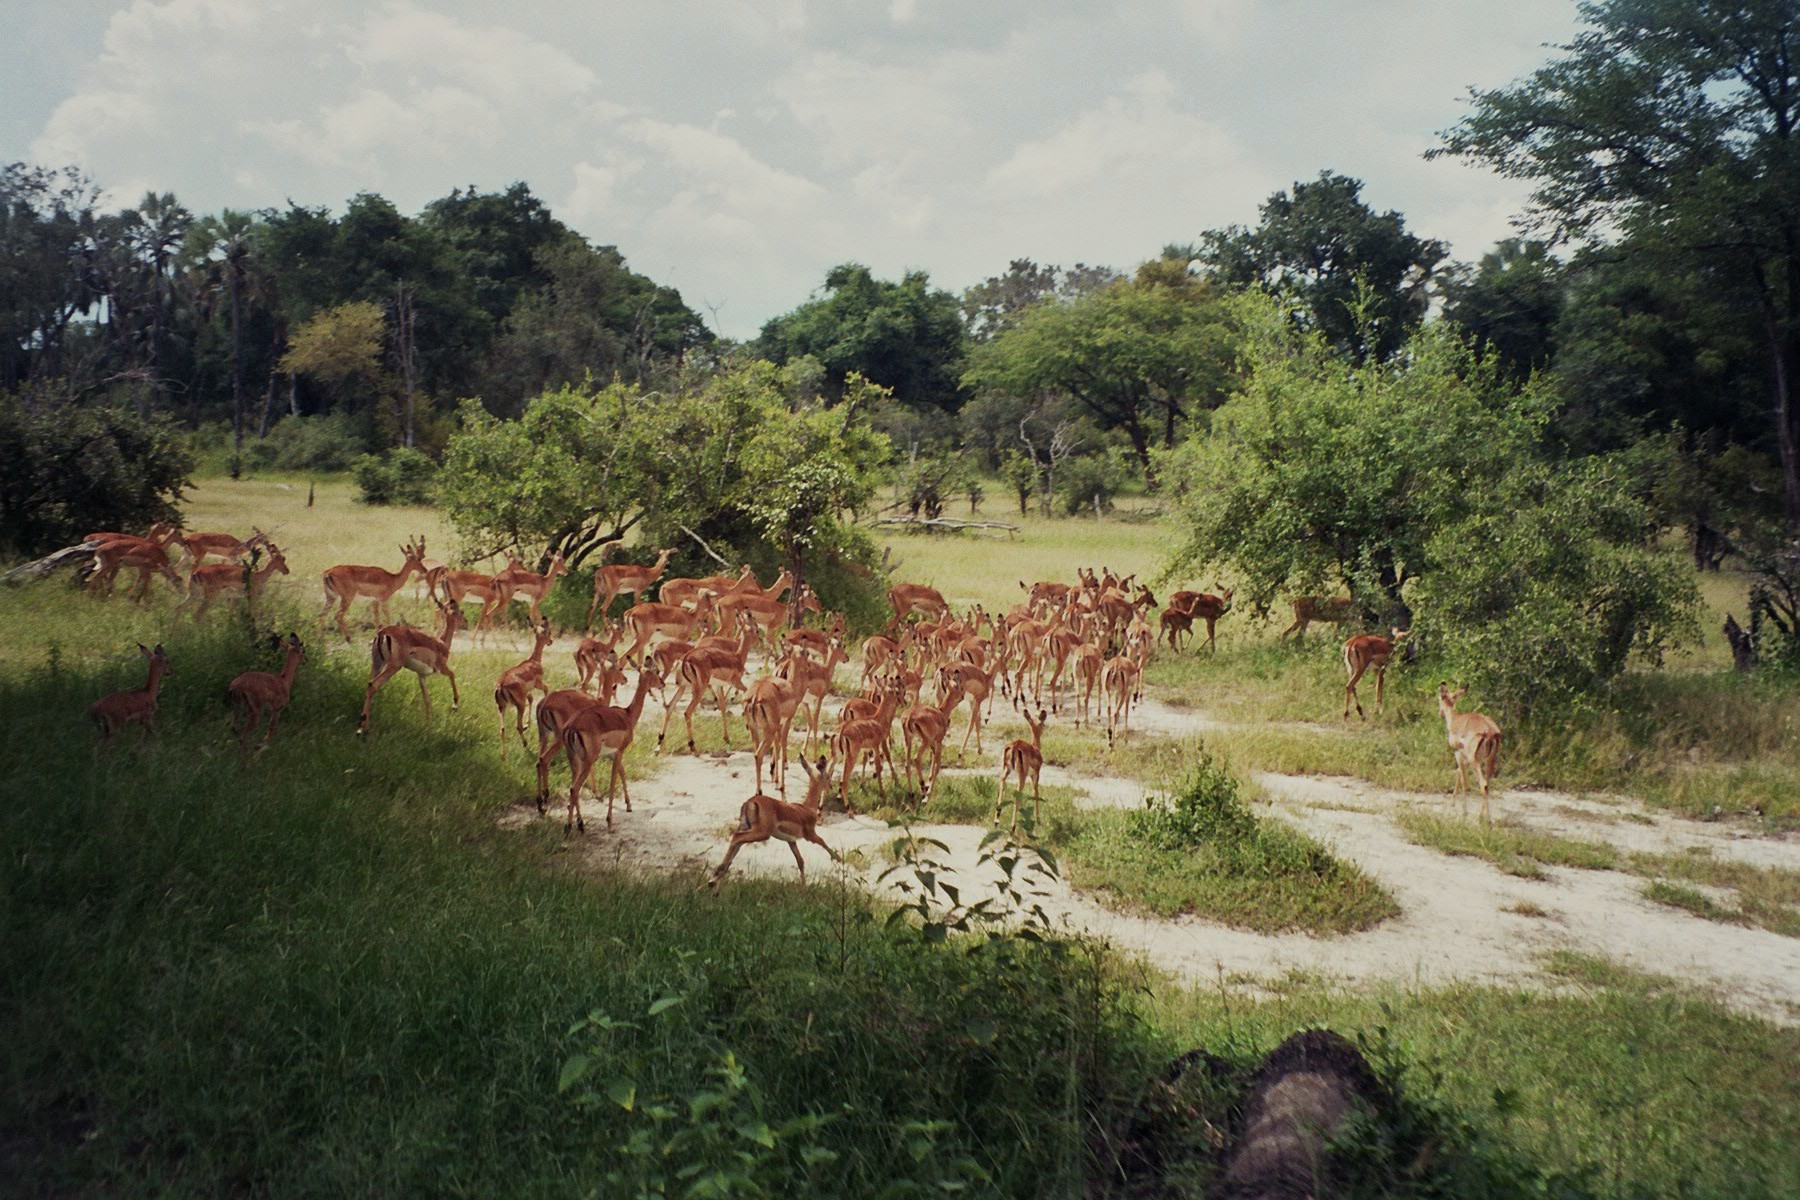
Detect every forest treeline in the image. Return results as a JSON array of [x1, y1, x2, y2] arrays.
[[4, 0, 1798, 687]]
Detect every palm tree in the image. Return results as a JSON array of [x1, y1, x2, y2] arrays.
[[188, 210, 260, 473]]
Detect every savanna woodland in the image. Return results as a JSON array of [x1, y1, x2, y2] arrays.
[[5, 2, 1800, 1197]]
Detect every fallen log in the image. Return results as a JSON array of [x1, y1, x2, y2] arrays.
[[2, 542, 103, 585], [1213, 1029, 1382, 1200], [871, 516, 1019, 536]]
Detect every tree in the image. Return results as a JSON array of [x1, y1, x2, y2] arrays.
[[1441, 239, 1565, 386], [0, 164, 100, 390], [0, 392, 192, 557], [1163, 294, 1696, 710], [1434, 0, 1800, 536], [1194, 171, 1447, 363], [278, 302, 386, 417], [961, 270, 1237, 484], [1160, 293, 1551, 620], [755, 264, 968, 412], [960, 259, 1122, 342], [187, 210, 261, 470], [438, 362, 889, 620]]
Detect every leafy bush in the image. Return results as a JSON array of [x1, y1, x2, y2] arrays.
[[1059, 448, 1132, 516], [1129, 748, 1255, 850], [248, 413, 371, 473], [1414, 459, 1698, 715], [353, 447, 437, 505], [0, 396, 192, 557]]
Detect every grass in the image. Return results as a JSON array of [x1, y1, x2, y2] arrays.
[[1631, 849, 1800, 937], [0, 603, 1163, 1197], [2, 473, 1797, 1195], [1151, 955, 1800, 1199], [847, 758, 1399, 936], [1394, 812, 1620, 879]]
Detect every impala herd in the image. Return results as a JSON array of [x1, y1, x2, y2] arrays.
[[77, 525, 1506, 890]]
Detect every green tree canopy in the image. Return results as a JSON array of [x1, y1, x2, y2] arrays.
[[438, 361, 889, 621], [1434, 0, 1800, 534], [755, 264, 968, 413], [1192, 171, 1446, 363], [961, 268, 1238, 484]]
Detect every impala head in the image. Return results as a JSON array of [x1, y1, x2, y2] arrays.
[[138, 642, 170, 672], [401, 538, 427, 568], [437, 600, 467, 636], [1438, 682, 1468, 709], [798, 586, 823, 614], [1391, 627, 1411, 646], [265, 545, 290, 575]]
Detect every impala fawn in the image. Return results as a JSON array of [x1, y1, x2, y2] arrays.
[[706, 754, 842, 889], [1438, 684, 1502, 824], [995, 708, 1048, 833], [226, 634, 307, 756], [89, 643, 171, 750]]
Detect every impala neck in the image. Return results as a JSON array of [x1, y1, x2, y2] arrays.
[[144, 658, 168, 701], [626, 671, 656, 721], [279, 647, 303, 688]]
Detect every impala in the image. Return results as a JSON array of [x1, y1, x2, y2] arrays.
[[658, 619, 757, 753], [83, 521, 178, 548], [744, 668, 805, 792], [178, 544, 289, 619], [707, 754, 841, 889], [830, 682, 903, 812], [784, 636, 847, 752], [900, 688, 962, 802], [322, 537, 428, 641], [1101, 655, 1140, 745], [494, 617, 555, 759], [995, 707, 1048, 832], [1165, 588, 1232, 653], [1280, 595, 1357, 640], [938, 659, 997, 761], [89, 643, 169, 750], [574, 624, 626, 695], [85, 537, 183, 601], [1438, 684, 1502, 824], [1072, 642, 1105, 728], [355, 601, 466, 734], [1341, 628, 1409, 720], [619, 593, 714, 667], [177, 527, 271, 568], [551, 667, 661, 833], [226, 633, 304, 755], [587, 545, 675, 627], [486, 551, 567, 628], [887, 582, 949, 632], [657, 563, 755, 611]]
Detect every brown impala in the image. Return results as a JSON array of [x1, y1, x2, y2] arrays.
[[322, 537, 428, 641]]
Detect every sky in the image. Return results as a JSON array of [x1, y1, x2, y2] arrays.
[[5, 0, 1584, 340]]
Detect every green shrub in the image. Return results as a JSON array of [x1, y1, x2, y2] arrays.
[[1059, 448, 1131, 516], [249, 413, 371, 473], [353, 447, 437, 505], [0, 395, 192, 557], [1129, 748, 1255, 849]]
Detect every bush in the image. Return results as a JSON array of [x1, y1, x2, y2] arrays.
[[1129, 748, 1255, 850], [354, 447, 437, 505], [1059, 448, 1131, 516], [0, 395, 192, 558], [248, 413, 371, 473], [1415, 459, 1698, 716]]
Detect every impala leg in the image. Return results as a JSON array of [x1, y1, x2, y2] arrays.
[[714, 685, 732, 746], [358, 661, 405, 733], [261, 708, 283, 751], [788, 840, 807, 882], [535, 734, 563, 814], [1373, 665, 1386, 716], [708, 835, 754, 890], [655, 682, 682, 752]]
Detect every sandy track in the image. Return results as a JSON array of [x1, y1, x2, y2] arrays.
[[493, 645, 1800, 1024]]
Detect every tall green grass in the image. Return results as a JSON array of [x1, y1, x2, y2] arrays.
[[0, 603, 1162, 1196]]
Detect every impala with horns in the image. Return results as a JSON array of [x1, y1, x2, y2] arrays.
[[322, 537, 429, 641]]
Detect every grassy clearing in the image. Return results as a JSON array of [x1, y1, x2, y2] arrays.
[[1631, 850, 1800, 937], [1394, 812, 1621, 879], [0, 606, 1164, 1197], [1151, 956, 1800, 1200]]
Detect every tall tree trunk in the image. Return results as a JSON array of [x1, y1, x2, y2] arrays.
[[229, 270, 244, 477]]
